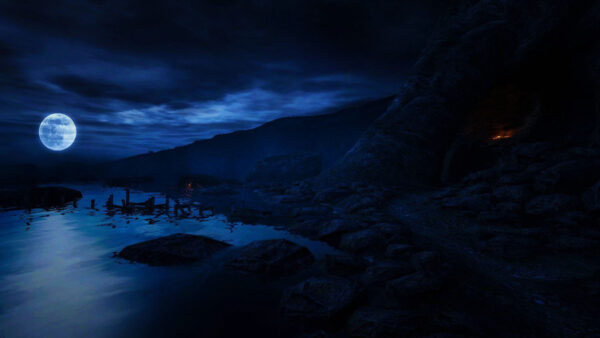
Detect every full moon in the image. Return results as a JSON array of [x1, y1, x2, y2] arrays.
[[39, 113, 77, 151]]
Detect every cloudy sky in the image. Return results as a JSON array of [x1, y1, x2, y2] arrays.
[[0, 0, 443, 164]]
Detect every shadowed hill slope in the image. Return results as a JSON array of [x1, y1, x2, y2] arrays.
[[96, 96, 395, 184]]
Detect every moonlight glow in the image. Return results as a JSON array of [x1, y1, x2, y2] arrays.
[[39, 113, 77, 151]]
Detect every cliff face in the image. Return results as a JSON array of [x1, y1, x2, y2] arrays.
[[97, 96, 395, 184], [331, 0, 600, 188]]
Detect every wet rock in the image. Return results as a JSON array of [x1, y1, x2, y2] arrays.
[[281, 276, 360, 322], [228, 239, 315, 275], [385, 244, 415, 259], [347, 307, 420, 338], [525, 194, 580, 216], [293, 205, 332, 218], [339, 229, 386, 253], [534, 160, 600, 193], [361, 262, 415, 285], [324, 254, 369, 277], [117, 233, 231, 266], [385, 271, 442, 304]]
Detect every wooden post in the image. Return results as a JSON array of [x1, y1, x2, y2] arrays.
[[125, 189, 130, 207], [91, 199, 95, 209], [73, 200, 77, 208], [146, 197, 155, 210], [107, 194, 114, 209], [174, 202, 179, 216], [122, 199, 126, 208]]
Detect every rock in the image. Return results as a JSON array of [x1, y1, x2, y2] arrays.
[[361, 262, 415, 285], [293, 205, 332, 218], [511, 142, 553, 161], [281, 276, 359, 322], [492, 184, 533, 205], [317, 219, 363, 243], [324, 254, 369, 277], [385, 271, 442, 304], [441, 193, 492, 211], [228, 239, 314, 275], [410, 251, 441, 272], [484, 235, 540, 260], [339, 193, 384, 213], [314, 187, 354, 203], [246, 152, 322, 184], [461, 182, 491, 195], [582, 181, 600, 211], [117, 233, 231, 266], [385, 244, 415, 259], [525, 194, 580, 216], [347, 308, 420, 338], [534, 160, 600, 193], [339, 229, 387, 253]]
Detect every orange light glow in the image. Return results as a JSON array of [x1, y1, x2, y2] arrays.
[[491, 129, 515, 140]]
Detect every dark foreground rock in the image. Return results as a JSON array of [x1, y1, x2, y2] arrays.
[[227, 239, 315, 275], [346, 307, 421, 338], [0, 186, 82, 209], [281, 276, 360, 323], [118, 233, 231, 266]]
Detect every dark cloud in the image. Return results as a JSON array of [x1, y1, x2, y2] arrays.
[[0, 0, 444, 164]]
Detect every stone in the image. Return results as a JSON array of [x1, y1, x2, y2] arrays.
[[441, 193, 493, 211], [525, 194, 580, 216], [317, 219, 363, 243], [492, 184, 533, 205], [385, 244, 415, 259], [410, 251, 441, 272], [346, 307, 420, 338], [385, 271, 442, 303], [534, 160, 600, 193], [339, 193, 384, 213], [228, 239, 315, 275], [281, 277, 359, 322], [324, 254, 369, 277], [361, 262, 415, 285], [246, 152, 322, 184], [582, 181, 600, 211], [314, 187, 354, 203], [339, 229, 387, 253], [118, 233, 231, 266]]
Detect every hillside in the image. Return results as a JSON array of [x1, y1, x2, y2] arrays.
[[96, 96, 395, 184]]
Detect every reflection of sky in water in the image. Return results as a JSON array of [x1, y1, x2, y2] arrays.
[[0, 185, 335, 337]]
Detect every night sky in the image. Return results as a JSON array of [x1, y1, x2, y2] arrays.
[[0, 0, 443, 165]]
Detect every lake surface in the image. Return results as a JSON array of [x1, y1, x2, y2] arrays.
[[0, 185, 335, 337]]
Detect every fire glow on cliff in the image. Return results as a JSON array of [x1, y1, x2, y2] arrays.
[[491, 129, 516, 140]]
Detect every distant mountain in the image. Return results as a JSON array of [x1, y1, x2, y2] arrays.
[[94, 96, 395, 185]]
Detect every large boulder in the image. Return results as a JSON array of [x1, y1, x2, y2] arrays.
[[534, 160, 600, 193], [339, 229, 387, 254], [118, 233, 231, 266], [227, 239, 315, 275], [281, 276, 360, 323]]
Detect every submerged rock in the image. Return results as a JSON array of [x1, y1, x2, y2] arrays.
[[227, 239, 314, 275], [117, 233, 231, 266], [281, 276, 360, 322]]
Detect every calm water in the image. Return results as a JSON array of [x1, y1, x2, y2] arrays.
[[0, 185, 334, 338]]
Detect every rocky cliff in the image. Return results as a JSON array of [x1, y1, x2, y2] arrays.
[[330, 0, 600, 188]]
